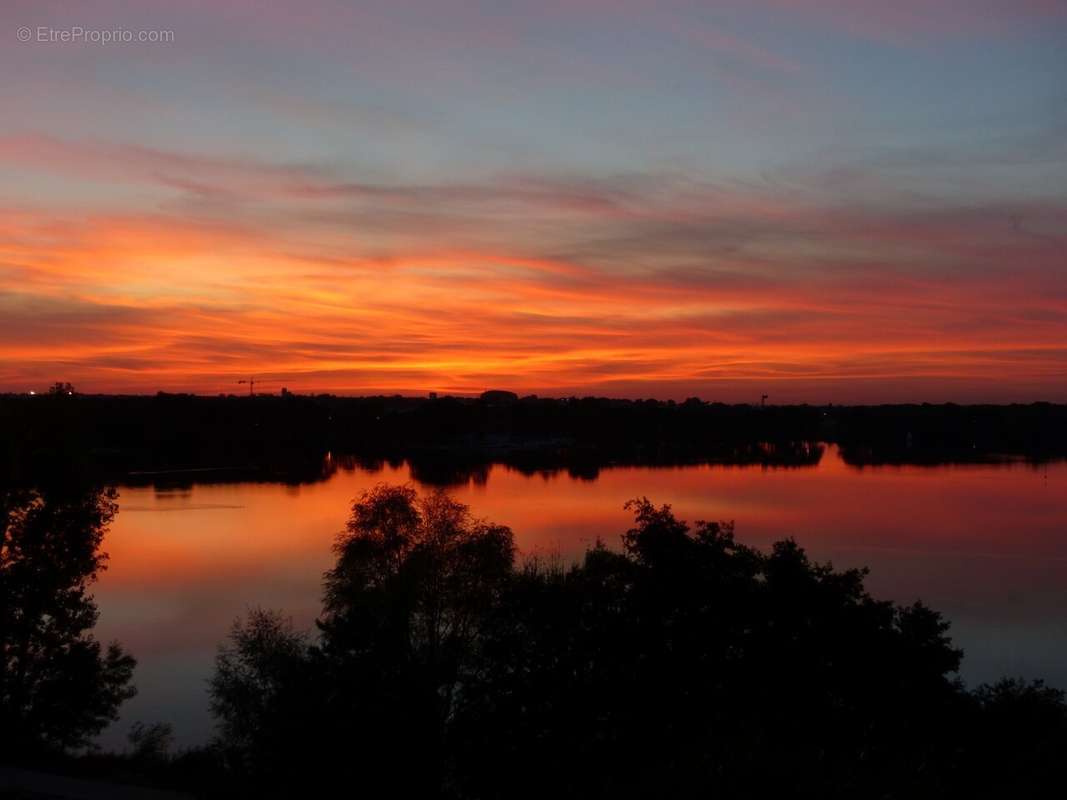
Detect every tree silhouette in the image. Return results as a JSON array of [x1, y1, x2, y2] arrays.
[[210, 485, 514, 795], [205, 486, 1067, 798], [209, 608, 310, 785], [0, 484, 136, 754], [48, 381, 76, 396], [127, 720, 175, 763], [321, 484, 514, 691], [453, 497, 968, 798], [318, 484, 514, 794]]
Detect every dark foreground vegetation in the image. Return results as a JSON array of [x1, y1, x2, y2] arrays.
[[2, 392, 1065, 486], [0, 484, 136, 755], [3, 480, 1066, 798]]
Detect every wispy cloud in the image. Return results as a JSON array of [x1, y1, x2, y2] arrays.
[[1, 129, 1064, 400], [2, 2, 1064, 400]]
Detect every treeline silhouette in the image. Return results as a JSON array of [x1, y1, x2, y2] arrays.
[[2, 393, 1064, 486], [3, 482, 1066, 797], [829, 403, 1067, 465], [203, 486, 1065, 798]]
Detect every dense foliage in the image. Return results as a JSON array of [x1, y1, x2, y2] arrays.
[[0, 485, 136, 754], [205, 485, 1067, 798]]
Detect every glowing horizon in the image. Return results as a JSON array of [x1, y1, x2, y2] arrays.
[[3, 1, 1066, 403]]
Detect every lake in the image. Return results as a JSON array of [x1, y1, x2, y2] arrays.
[[94, 445, 1067, 749]]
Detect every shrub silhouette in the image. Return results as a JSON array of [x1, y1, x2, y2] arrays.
[[127, 721, 175, 763]]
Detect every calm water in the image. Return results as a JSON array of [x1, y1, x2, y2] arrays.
[[94, 445, 1067, 748]]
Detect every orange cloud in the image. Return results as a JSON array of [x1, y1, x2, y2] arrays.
[[1, 133, 1064, 402]]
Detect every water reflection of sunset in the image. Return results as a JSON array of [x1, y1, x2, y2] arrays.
[[94, 447, 1067, 748]]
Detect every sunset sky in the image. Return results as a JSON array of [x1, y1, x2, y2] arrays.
[[2, 0, 1065, 402]]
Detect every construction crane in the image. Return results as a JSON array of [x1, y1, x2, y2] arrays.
[[236, 377, 280, 396]]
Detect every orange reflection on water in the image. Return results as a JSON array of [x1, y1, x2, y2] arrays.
[[93, 447, 1067, 748]]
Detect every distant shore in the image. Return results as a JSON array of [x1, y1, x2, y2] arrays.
[[2, 392, 1064, 486]]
